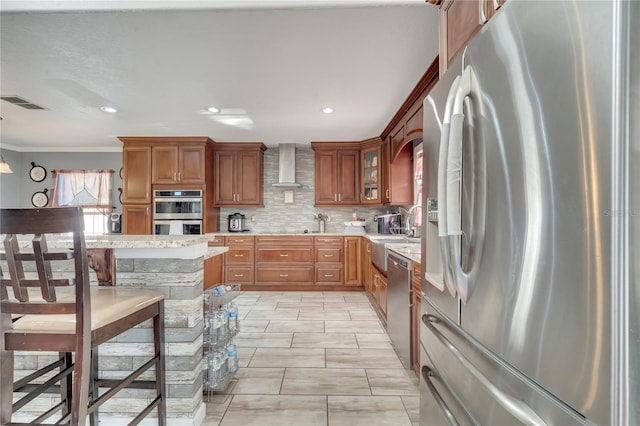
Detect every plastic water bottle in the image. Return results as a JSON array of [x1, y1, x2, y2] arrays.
[[217, 348, 228, 378], [209, 350, 225, 387], [227, 302, 239, 333], [226, 343, 238, 374], [211, 311, 223, 344], [218, 307, 228, 342]]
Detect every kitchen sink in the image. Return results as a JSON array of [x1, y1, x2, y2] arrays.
[[370, 236, 419, 273]]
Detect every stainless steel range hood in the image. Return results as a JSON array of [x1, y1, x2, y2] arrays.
[[272, 143, 302, 188]]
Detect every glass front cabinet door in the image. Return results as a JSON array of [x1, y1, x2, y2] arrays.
[[361, 144, 382, 205]]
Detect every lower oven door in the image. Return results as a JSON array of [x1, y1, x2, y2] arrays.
[[154, 220, 202, 235]]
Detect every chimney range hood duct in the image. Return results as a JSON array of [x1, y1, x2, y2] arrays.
[[272, 143, 302, 188]]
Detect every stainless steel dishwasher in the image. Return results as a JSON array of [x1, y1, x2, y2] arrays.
[[387, 251, 411, 369]]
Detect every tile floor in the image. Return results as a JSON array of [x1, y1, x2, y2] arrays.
[[203, 291, 419, 426]]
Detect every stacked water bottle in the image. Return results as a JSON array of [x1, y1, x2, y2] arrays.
[[203, 284, 241, 392]]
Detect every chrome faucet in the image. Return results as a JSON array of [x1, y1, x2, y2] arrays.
[[399, 204, 421, 237], [314, 213, 328, 233]]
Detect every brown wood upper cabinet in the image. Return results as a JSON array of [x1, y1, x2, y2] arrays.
[[438, 0, 507, 74], [311, 142, 360, 206], [360, 138, 384, 205], [152, 144, 206, 185], [119, 136, 217, 235], [214, 143, 266, 207], [121, 145, 152, 204]]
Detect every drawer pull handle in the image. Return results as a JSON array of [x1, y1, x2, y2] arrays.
[[234, 254, 244, 257], [324, 254, 333, 257], [279, 274, 289, 277], [234, 274, 244, 277], [324, 274, 334, 277], [279, 254, 289, 257]]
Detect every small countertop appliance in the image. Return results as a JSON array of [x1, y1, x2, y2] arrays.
[[107, 213, 122, 234], [228, 213, 247, 232]]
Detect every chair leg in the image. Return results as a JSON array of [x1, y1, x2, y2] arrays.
[[71, 331, 91, 424], [154, 301, 166, 426], [89, 349, 99, 426], [59, 352, 73, 418], [0, 313, 14, 425]]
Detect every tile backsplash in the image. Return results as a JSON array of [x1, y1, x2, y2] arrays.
[[219, 144, 394, 233]]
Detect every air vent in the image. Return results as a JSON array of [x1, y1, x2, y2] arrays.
[[1, 95, 46, 110]]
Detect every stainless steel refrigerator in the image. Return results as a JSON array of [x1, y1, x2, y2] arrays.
[[419, 1, 639, 424]]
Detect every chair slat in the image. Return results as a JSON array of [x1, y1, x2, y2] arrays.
[[0, 251, 75, 261], [3, 236, 28, 302], [0, 279, 73, 288], [1, 301, 76, 315], [33, 235, 56, 302]]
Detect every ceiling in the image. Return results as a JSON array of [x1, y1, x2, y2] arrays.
[[0, 1, 439, 152]]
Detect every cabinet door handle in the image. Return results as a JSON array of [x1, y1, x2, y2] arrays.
[[338, 193, 342, 202], [334, 193, 337, 202], [279, 274, 289, 277], [279, 254, 289, 257], [386, 189, 390, 198]]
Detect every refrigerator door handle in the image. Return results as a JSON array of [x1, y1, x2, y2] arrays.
[[446, 65, 478, 303], [424, 315, 547, 426], [437, 75, 461, 297], [422, 366, 460, 426]]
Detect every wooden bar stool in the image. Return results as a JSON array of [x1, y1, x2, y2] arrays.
[[0, 206, 166, 425]]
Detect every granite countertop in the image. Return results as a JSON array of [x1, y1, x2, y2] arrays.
[[9, 234, 209, 250], [386, 243, 421, 264], [206, 232, 413, 239], [205, 246, 229, 259]]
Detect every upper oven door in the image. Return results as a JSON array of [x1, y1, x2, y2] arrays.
[[154, 197, 203, 219]]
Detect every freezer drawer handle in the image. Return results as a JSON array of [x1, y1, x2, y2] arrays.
[[422, 366, 460, 426], [423, 315, 547, 426]]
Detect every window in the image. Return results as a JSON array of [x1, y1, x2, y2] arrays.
[[50, 169, 114, 234]]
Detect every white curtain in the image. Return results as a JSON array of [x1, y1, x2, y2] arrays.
[[50, 169, 113, 210]]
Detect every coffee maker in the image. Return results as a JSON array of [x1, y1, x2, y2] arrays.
[[107, 213, 122, 234]]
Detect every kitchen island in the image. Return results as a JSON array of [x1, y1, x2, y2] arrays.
[[8, 234, 227, 426]]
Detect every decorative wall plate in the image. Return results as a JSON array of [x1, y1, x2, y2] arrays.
[[31, 189, 49, 208], [29, 162, 47, 182]]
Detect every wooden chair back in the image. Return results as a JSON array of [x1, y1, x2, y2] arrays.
[[0, 206, 90, 332]]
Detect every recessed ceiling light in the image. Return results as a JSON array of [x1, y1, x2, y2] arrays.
[[207, 106, 220, 113], [321, 107, 334, 114], [100, 106, 117, 114]]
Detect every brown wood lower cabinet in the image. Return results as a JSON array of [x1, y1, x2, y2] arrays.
[[224, 236, 255, 285], [315, 236, 344, 285], [255, 236, 314, 285], [370, 263, 387, 320]]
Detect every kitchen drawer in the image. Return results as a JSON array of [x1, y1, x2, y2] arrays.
[[225, 247, 254, 264], [225, 235, 254, 245], [208, 236, 225, 246], [314, 236, 343, 246], [255, 236, 313, 246], [255, 266, 314, 284], [256, 247, 313, 263], [315, 266, 342, 284], [315, 247, 343, 263], [225, 266, 254, 283]]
